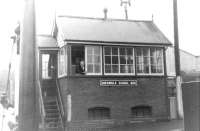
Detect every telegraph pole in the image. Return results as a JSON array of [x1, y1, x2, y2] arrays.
[[18, 0, 37, 130], [173, 0, 183, 119]]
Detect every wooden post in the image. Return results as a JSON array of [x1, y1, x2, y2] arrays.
[[173, 0, 183, 119], [18, 0, 37, 130]]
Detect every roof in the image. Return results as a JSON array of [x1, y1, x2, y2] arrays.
[[57, 16, 171, 46], [36, 35, 58, 48]]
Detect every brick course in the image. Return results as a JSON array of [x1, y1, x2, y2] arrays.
[[59, 76, 168, 123]]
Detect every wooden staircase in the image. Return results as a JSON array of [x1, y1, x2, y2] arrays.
[[38, 80, 65, 131], [44, 97, 62, 130]]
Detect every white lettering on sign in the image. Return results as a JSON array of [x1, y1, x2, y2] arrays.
[[100, 80, 137, 87]]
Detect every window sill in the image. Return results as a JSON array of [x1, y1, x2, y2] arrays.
[[63, 75, 166, 79]]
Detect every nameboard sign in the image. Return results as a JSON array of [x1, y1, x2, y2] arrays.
[[100, 80, 137, 87]]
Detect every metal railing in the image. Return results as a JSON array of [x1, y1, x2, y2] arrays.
[[56, 98, 65, 130], [38, 81, 46, 130], [38, 81, 46, 117], [56, 79, 65, 129]]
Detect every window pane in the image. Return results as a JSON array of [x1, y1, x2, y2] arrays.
[[157, 66, 163, 73], [144, 65, 149, 73], [127, 48, 133, 55], [87, 47, 93, 55], [94, 56, 101, 63], [112, 65, 119, 73], [105, 56, 111, 64], [85, 46, 101, 74], [120, 65, 126, 73], [150, 48, 163, 74], [136, 56, 142, 65], [112, 47, 118, 55], [105, 65, 111, 73], [104, 47, 135, 74], [150, 56, 156, 65], [87, 64, 93, 73], [127, 56, 133, 64], [144, 57, 149, 66], [128, 65, 134, 73], [112, 56, 118, 64], [156, 49, 163, 58], [120, 48, 126, 55], [94, 64, 101, 73], [150, 48, 156, 57], [136, 48, 142, 56], [87, 55, 93, 63], [120, 56, 126, 64], [94, 47, 100, 55], [143, 48, 149, 57], [104, 47, 111, 55], [137, 65, 143, 73], [151, 65, 157, 73]]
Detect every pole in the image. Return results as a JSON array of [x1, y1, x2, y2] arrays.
[[173, 0, 183, 119], [18, 0, 37, 130]]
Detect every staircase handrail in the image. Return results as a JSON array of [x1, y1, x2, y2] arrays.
[[55, 79, 65, 117], [55, 97, 65, 130], [38, 81, 46, 117]]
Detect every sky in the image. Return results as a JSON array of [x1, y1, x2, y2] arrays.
[[0, 0, 200, 69]]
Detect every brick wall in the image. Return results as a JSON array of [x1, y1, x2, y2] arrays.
[[59, 76, 168, 122]]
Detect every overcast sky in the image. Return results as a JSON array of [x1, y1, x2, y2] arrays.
[[33, 0, 200, 57], [0, 0, 200, 69]]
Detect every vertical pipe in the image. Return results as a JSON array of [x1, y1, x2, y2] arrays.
[[173, 0, 183, 119], [18, 0, 37, 130]]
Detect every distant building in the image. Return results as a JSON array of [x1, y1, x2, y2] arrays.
[[166, 47, 200, 77]]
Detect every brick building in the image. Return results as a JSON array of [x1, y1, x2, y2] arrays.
[[36, 15, 172, 130]]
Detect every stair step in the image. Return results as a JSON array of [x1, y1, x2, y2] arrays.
[[45, 118, 60, 123], [46, 109, 59, 114], [45, 117, 60, 121], [46, 113, 60, 118], [45, 104, 58, 109], [44, 96, 57, 101], [44, 101, 57, 105]]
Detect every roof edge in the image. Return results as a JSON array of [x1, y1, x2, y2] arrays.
[[65, 39, 172, 46], [58, 15, 153, 23]]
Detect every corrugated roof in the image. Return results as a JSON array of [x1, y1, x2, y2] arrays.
[[57, 16, 171, 45], [36, 35, 58, 48]]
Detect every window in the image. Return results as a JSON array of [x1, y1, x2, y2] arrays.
[[131, 106, 152, 118], [42, 54, 52, 79], [58, 46, 67, 76], [85, 46, 102, 74], [104, 47, 135, 75], [150, 48, 164, 74], [88, 107, 110, 120], [42, 54, 56, 79], [136, 47, 163, 75], [71, 45, 85, 74], [71, 45, 102, 75]]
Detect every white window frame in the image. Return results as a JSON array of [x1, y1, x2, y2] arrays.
[[58, 45, 67, 77], [85, 45, 102, 75], [136, 47, 164, 76], [104, 46, 135, 75]]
